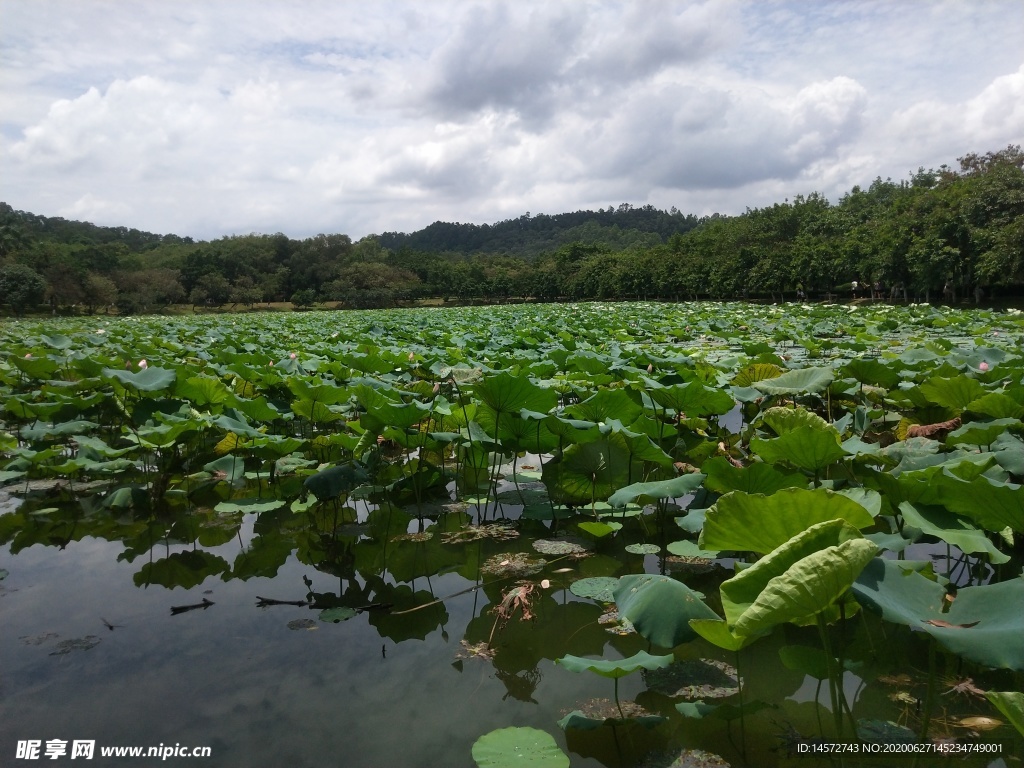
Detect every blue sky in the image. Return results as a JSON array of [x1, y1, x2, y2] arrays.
[[1, 0, 1022, 241]]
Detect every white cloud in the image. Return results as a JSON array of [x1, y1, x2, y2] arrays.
[[1, 0, 1022, 240]]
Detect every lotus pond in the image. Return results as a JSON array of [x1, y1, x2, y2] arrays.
[[1, 301, 1023, 768]]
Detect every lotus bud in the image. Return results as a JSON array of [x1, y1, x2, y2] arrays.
[[138, 359, 148, 369], [540, 579, 551, 589], [24, 353, 31, 359], [979, 361, 989, 371], [269, 361, 274, 366], [647, 363, 653, 373], [289, 352, 296, 359], [433, 382, 440, 394], [408, 352, 415, 361]]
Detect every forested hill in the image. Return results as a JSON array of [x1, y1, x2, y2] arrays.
[[1, 145, 1022, 315], [373, 205, 702, 257]]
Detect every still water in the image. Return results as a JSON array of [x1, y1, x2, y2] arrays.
[[1, 486, 1016, 768]]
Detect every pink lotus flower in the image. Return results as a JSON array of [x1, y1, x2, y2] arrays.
[[289, 352, 296, 360], [979, 361, 990, 371], [138, 359, 148, 369], [24, 353, 31, 359], [269, 361, 274, 366]]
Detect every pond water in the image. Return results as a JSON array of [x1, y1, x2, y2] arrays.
[[2, 484, 1016, 768]]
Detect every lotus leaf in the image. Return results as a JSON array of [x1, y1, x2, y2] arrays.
[[555, 650, 673, 679], [556, 710, 665, 730], [614, 574, 718, 647], [102, 366, 177, 393], [646, 381, 735, 417], [753, 367, 833, 395], [918, 375, 988, 411], [852, 557, 1024, 670], [569, 577, 619, 602], [472, 727, 568, 768], [985, 691, 1024, 738], [701, 456, 805, 495], [898, 501, 1010, 564], [750, 427, 847, 472], [608, 473, 705, 508], [700, 488, 875, 554]]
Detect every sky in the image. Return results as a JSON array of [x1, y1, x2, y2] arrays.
[[1, 0, 1023, 242]]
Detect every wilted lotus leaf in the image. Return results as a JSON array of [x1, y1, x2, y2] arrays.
[[441, 523, 519, 544], [287, 618, 317, 630], [856, 720, 916, 744], [49, 635, 101, 655], [645, 748, 731, 768], [390, 531, 433, 543], [481, 552, 546, 578], [643, 659, 739, 699]]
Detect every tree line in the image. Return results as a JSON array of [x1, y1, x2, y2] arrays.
[[1, 146, 1021, 315]]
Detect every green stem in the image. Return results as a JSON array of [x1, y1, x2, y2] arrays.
[[913, 639, 938, 768]]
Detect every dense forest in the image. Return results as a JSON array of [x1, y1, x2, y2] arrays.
[[1, 146, 1021, 315]]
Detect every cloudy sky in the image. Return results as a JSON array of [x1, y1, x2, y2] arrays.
[[2, 1, 1022, 242]]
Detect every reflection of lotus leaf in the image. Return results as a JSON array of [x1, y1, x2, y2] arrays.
[[49, 636, 101, 655], [441, 523, 519, 544], [570, 577, 619, 602], [643, 659, 738, 699], [645, 748, 731, 768], [855, 719, 916, 744], [481, 553, 547, 578], [533, 538, 589, 556]]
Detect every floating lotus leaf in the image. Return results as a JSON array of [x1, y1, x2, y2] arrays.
[[853, 557, 1024, 670], [625, 543, 660, 555], [608, 473, 705, 508], [569, 577, 620, 602], [556, 650, 673, 679], [753, 367, 833, 395], [614, 574, 718, 647], [472, 727, 569, 768], [214, 498, 286, 514], [49, 635, 101, 655], [319, 607, 358, 623], [557, 709, 665, 730], [700, 488, 875, 554], [533, 538, 589, 556], [287, 619, 317, 630], [577, 521, 622, 538], [481, 553, 546, 578]]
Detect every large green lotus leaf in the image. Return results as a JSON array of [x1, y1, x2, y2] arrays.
[[945, 418, 1019, 448], [40, 333, 73, 350], [565, 388, 643, 424], [291, 398, 345, 423], [472, 727, 568, 768], [985, 692, 1024, 738], [918, 375, 988, 411], [543, 414, 602, 445], [760, 406, 835, 436], [732, 362, 784, 387], [613, 574, 718, 647], [647, 381, 735, 417], [700, 488, 875, 554], [11, 354, 59, 379], [353, 384, 427, 429], [753, 367, 834, 395], [719, 519, 862, 627], [608, 473, 705, 508], [852, 557, 1024, 670], [556, 650, 674, 679], [842, 358, 901, 389], [212, 411, 265, 439], [991, 433, 1024, 476], [102, 366, 177, 393], [176, 375, 236, 406], [20, 420, 100, 441], [687, 618, 763, 651], [898, 502, 1010, 564], [570, 577, 620, 602], [542, 434, 642, 505], [472, 372, 557, 416], [966, 393, 1024, 420], [750, 426, 847, 472], [898, 469, 1024, 533], [731, 538, 878, 636], [700, 456, 805, 495], [600, 420, 674, 466]]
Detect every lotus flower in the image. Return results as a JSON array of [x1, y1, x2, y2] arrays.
[[979, 361, 990, 371], [138, 359, 148, 369]]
